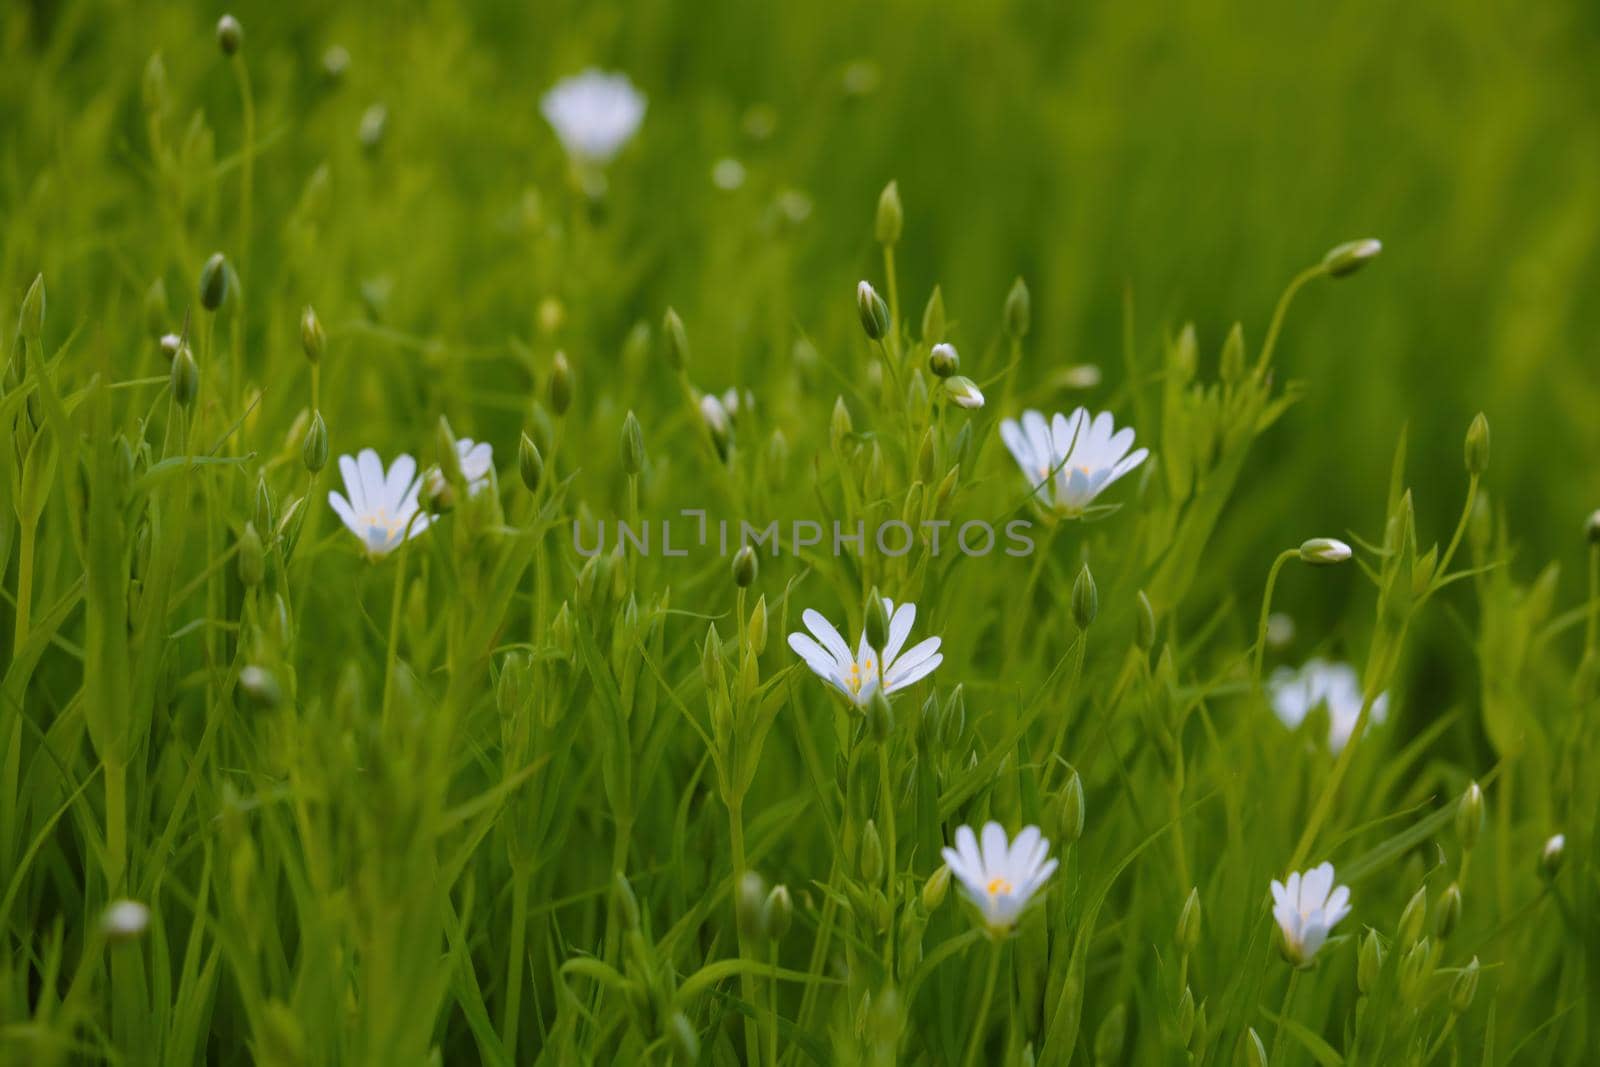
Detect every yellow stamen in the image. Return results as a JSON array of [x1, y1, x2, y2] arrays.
[[986, 876, 1012, 897]]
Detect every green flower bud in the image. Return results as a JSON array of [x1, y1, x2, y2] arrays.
[[874, 180, 902, 246], [700, 394, 732, 461], [701, 623, 724, 692], [732, 545, 757, 588], [1177, 986, 1196, 1045], [1093, 1003, 1126, 1066], [1436, 883, 1461, 940], [1135, 590, 1156, 651], [1058, 766, 1085, 843], [1299, 537, 1352, 564], [1322, 238, 1382, 278], [171, 343, 199, 407], [736, 871, 768, 941], [942, 375, 984, 410], [1220, 322, 1246, 385], [302, 410, 329, 474], [921, 285, 945, 343], [1004, 276, 1030, 340], [434, 416, 464, 484], [1456, 781, 1484, 851], [1176, 887, 1202, 954], [764, 429, 789, 487], [857, 280, 889, 341], [830, 396, 854, 451], [518, 432, 542, 493], [764, 884, 793, 940], [749, 595, 768, 656], [548, 351, 573, 416], [859, 819, 884, 885], [300, 305, 325, 364], [358, 103, 387, 152], [865, 590, 890, 652], [1398, 937, 1432, 1006], [1586, 510, 1600, 545], [621, 410, 645, 475], [144, 277, 168, 339], [142, 52, 169, 117], [1397, 885, 1427, 946], [1358, 929, 1384, 994], [867, 687, 894, 742], [928, 342, 959, 378], [922, 865, 950, 912], [17, 273, 45, 344], [1450, 956, 1480, 1014], [199, 252, 229, 311], [237, 522, 265, 587], [1072, 564, 1097, 628], [1464, 412, 1490, 476], [238, 665, 285, 710], [216, 14, 242, 55], [158, 333, 182, 362], [662, 306, 689, 371]]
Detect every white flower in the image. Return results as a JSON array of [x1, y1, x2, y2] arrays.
[[100, 898, 152, 942], [1270, 862, 1351, 967], [1268, 658, 1388, 754], [998, 408, 1148, 517], [786, 598, 942, 708], [457, 438, 493, 496], [328, 448, 430, 559], [940, 822, 1058, 934], [541, 69, 646, 168]]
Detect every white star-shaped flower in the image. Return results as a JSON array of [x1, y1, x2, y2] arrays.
[[456, 438, 493, 496], [1271, 862, 1351, 967], [1268, 658, 1388, 754], [941, 822, 1058, 934], [328, 448, 430, 559], [786, 598, 942, 708], [998, 408, 1147, 517], [541, 69, 646, 168]]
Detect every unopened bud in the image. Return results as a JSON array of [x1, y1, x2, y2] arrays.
[[865, 591, 890, 652], [1322, 238, 1382, 278], [662, 307, 689, 371], [830, 396, 854, 451], [1239, 1026, 1267, 1067], [928, 342, 959, 378], [238, 665, 285, 709], [302, 411, 328, 474], [548, 351, 573, 416], [1003, 276, 1030, 340], [620, 411, 645, 475], [857, 281, 889, 341], [216, 14, 243, 55], [874, 180, 903, 246], [1177, 986, 1196, 1045], [859, 819, 884, 885], [199, 252, 229, 311], [1450, 956, 1480, 1013], [18, 273, 45, 344], [1436, 883, 1461, 940], [1464, 412, 1490, 476], [749, 596, 768, 655], [1058, 766, 1085, 843], [1358, 929, 1384, 994], [736, 871, 768, 941], [1176, 887, 1202, 954], [1397, 885, 1427, 946], [612, 871, 640, 930], [921, 285, 946, 342], [867, 687, 894, 742], [159, 333, 182, 362], [942, 375, 984, 410], [922, 865, 950, 911], [1135, 590, 1156, 651], [732, 545, 757, 588], [1586, 510, 1600, 545], [238, 522, 265, 587], [171, 343, 199, 406], [1456, 781, 1483, 850], [700, 394, 732, 460], [300, 306, 325, 364], [1072, 564, 1097, 628], [101, 899, 152, 943], [1399, 938, 1432, 1005], [1540, 833, 1565, 881], [764, 885, 793, 940], [1299, 537, 1352, 564], [144, 278, 168, 339]]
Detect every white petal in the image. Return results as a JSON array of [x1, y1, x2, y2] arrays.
[[338, 454, 365, 513], [980, 822, 1010, 875], [788, 633, 843, 683], [802, 609, 853, 667], [357, 449, 386, 506], [882, 601, 915, 664], [384, 453, 418, 510], [328, 491, 360, 536], [885, 638, 942, 689]]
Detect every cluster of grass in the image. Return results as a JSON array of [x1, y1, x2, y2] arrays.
[[3, 2, 1597, 1065]]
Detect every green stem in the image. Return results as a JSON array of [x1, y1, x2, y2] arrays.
[[1254, 264, 1325, 378], [380, 545, 409, 730], [1429, 475, 1478, 590], [962, 939, 1004, 1067], [729, 798, 761, 1067], [13, 518, 34, 659], [1269, 968, 1300, 1066], [1584, 544, 1598, 660], [879, 743, 896, 978], [1252, 549, 1300, 690], [231, 53, 256, 280], [767, 941, 781, 1067], [502, 865, 531, 1057], [105, 757, 127, 892]]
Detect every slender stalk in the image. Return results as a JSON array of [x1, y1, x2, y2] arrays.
[[1252, 549, 1300, 689], [1254, 264, 1325, 377], [13, 518, 34, 658], [104, 757, 128, 892], [502, 865, 531, 1057], [879, 742, 896, 977], [1269, 968, 1300, 1066], [961, 939, 1004, 1067], [231, 53, 256, 279], [729, 798, 761, 1067], [767, 941, 781, 1067], [380, 546, 409, 730], [1585, 543, 1598, 659]]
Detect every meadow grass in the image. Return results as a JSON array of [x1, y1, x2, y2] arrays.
[[2, 2, 1598, 1064]]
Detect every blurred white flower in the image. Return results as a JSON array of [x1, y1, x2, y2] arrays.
[[999, 408, 1148, 517], [1266, 612, 1296, 648], [101, 898, 152, 942], [712, 157, 746, 190], [457, 438, 493, 496], [940, 822, 1058, 934], [328, 448, 430, 559], [1268, 658, 1387, 754], [1271, 862, 1351, 967], [541, 69, 646, 169], [787, 598, 941, 708]]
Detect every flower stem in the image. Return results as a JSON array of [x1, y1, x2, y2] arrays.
[[1269, 968, 1300, 1066], [1254, 264, 1325, 378], [879, 742, 896, 977], [961, 939, 1004, 1067], [1251, 549, 1300, 690], [380, 545, 409, 730]]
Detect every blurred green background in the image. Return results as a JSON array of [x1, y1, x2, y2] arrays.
[[6, 0, 1599, 660]]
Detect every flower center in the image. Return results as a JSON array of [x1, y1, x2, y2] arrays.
[[986, 876, 1012, 897], [846, 657, 876, 694]]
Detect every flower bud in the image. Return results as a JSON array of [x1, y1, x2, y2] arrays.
[[749, 596, 768, 656], [922, 865, 950, 911], [158, 332, 182, 362], [1003, 276, 1030, 340], [420, 467, 455, 514], [143, 277, 168, 339], [1072, 564, 1097, 629], [1586, 510, 1600, 545], [1239, 1027, 1268, 1067], [511, 432, 541, 493], [1177, 986, 1196, 1045], [1450, 956, 1480, 1014], [764, 885, 793, 940], [1299, 537, 1352, 564], [1357, 929, 1384, 994], [859, 819, 884, 885], [548, 351, 573, 416], [238, 665, 285, 709], [302, 411, 328, 474], [621, 410, 645, 475], [18, 273, 45, 344], [171, 343, 199, 406], [1436, 883, 1461, 940], [101, 899, 152, 943], [857, 281, 889, 341], [1398, 937, 1432, 1005], [1058, 766, 1085, 843], [928, 342, 959, 378], [764, 429, 789, 487], [199, 252, 229, 311], [238, 522, 265, 587], [875, 180, 903, 246], [736, 871, 768, 941], [216, 14, 242, 55], [699, 393, 732, 460], [921, 285, 945, 343], [732, 545, 757, 588], [662, 307, 689, 371], [1464, 412, 1490, 476], [830, 396, 854, 451], [1176, 887, 1202, 954], [300, 306, 325, 364], [1540, 833, 1565, 882], [942, 375, 984, 410], [865, 591, 890, 653], [1456, 781, 1484, 851], [1322, 238, 1382, 278], [1397, 884, 1427, 946], [358, 103, 387, 151]]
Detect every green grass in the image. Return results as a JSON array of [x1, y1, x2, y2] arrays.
[[3, 1, 1598, 1064]]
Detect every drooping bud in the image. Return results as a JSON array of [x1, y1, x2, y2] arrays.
[[1072, 564, 1097, 628], [874, 180, 903, 246], [302, 411, 328, 474], [199, 252, 229, 311], [857, 281, 889, 341], [764, 885, 793, 940], [1464, 412, 1490, 476], [1299, 537, 1352, 564], [1456, 781, 1483, 851], [662, 307, 689, 371], [1436, 883, 1461, 940], [171, 342, 199, 406], [732, 545, 757, 588], [1003, 276, 1030, 340], [1322, 238, 1382, 278], [238, 522, 265, 587], [928, 342, 959, 378], [621, 411, 646, 476], [1176, 887, 1202, 954], [942, 375, 984, 410], [216, 14, 243, 55], [548, 351, 573, 416], [1058, 766, 1085, 843]]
